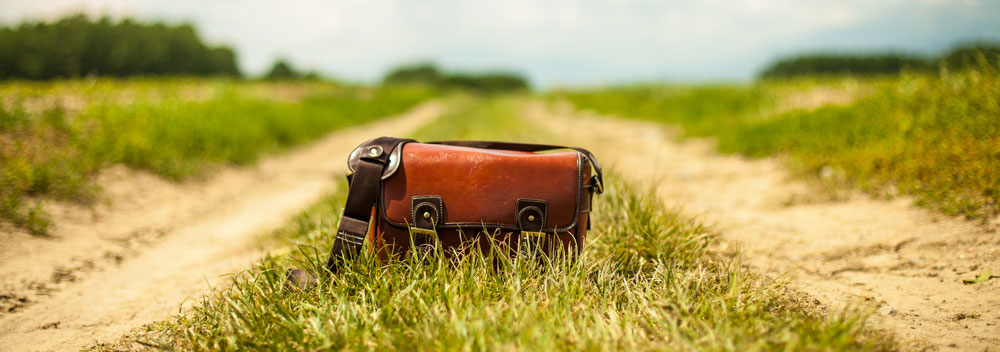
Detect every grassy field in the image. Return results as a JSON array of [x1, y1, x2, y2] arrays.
[[556, 66, 999, 219], [108, 98, 892, 351], [0, 78, 434, 234]]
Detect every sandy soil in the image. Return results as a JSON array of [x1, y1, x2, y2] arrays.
[[0, 102, 441, 352], [773, 86, 866, 114], [529, 101, 1000, 351]]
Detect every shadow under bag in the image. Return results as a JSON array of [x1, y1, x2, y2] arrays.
[[325, 136, 605, 274]]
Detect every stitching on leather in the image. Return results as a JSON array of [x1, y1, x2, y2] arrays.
[[515, 199, 548, 231], [412, 201, 438, 227], [337, 230, 366, 245], [575, 152, 582, 224], [516, 205, 547, 231], [410, 195, 442, 226]]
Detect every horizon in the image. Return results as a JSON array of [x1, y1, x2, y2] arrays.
[[1, 0, 999, 87]]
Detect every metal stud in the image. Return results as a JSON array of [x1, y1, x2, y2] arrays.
[[423, 211, 431, 219], [527, 215, 535, 222], [368, 147, 379, 157]]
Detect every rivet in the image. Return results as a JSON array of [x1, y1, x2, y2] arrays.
[[368, 147, 379, 157], [527, 215, 535, 222], [423, 211, 431, 219]]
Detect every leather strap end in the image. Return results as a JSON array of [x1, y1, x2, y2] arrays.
[[336, 216, 370, 246], [326, 216, 369, 274]]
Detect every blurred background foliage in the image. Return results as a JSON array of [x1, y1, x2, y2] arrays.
[[382, 63, 529, 94], [760, 43, 1000, 78], [0, 14, 241, 79], [264, 59, 324, 81]]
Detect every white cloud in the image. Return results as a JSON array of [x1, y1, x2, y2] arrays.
[[0, 0, 997, 86]]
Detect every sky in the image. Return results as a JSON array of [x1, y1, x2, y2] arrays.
[[1, 0, 998, 87]]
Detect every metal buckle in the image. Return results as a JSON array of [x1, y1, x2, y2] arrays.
[[408, 224, 438, 257], [408, 226, 437, 237], [521, 231, 546, 239], [520, 231, 546, 256]]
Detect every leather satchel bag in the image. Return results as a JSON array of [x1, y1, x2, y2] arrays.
[[324, 136, 605, 274]]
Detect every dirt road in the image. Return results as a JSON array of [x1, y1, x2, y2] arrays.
[[530, 101, 1000, 351], [0, 102, 441, 351], [2, 96, 995, 351]]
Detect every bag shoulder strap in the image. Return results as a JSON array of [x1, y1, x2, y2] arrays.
[[326, 137, 412, 273], [326, 137, 604, 274]]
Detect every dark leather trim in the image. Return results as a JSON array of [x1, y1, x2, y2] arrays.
[[516, 200, 548, 255], [411, 196, 443, 229], [336, 216, 369, 245], [378, 151, 585, 233], [581, 185, 593, 213], [347, 141, 407, 180], [516, 199, 548, 232]]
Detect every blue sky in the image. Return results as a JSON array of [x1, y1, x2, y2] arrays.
[[1, 0, 998, 86]]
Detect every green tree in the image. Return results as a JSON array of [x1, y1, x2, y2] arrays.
[[940, 43, 1000, 70], [382, 62, 530, 93], [759, 53, 932, 78], [0, 14, 242, 79], [265, 59, 299, 79], [382, 63, 442, 85]]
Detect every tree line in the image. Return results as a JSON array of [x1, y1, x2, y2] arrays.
[[0, 14, 241, 79], [0, 14, 532, 90], [760, 43, 1000, 78], [382, 63, 529, 93]]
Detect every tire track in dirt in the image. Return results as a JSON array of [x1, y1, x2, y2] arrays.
[[0, 102, 442, 352], [529, 101, 999, 351]]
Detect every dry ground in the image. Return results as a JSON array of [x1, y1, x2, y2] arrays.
[[0, 102, 441, 351], [529, 101, 999, 351]]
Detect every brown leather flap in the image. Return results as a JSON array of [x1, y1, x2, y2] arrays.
[[381, 143, 586, 232]]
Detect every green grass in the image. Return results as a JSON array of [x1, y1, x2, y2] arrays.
[[557, 66, 1000, 219], [0, 78, 434, 234], [107, 98, 891, 351]]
